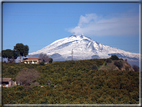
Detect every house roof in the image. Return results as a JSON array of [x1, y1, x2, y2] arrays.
[[23, 57, 40, 60], [27, 57, 39, 59], [2, 78, 12, 82]]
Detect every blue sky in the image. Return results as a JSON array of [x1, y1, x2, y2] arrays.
[[3, 2, 139, 54]]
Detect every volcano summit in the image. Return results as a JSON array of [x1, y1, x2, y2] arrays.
[[29, 35, 139, 66]]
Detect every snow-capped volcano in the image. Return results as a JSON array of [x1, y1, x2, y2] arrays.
[[29, 35, 139, 65]]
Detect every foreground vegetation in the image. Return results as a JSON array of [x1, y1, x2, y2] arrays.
[[2, 59, 139, 104]]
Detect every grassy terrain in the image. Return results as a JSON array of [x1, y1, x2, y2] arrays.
[[2, 59, 139, 104]]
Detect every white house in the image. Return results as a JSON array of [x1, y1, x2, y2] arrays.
[[22, 57, 42, 64], [0, 78, 13, 87]]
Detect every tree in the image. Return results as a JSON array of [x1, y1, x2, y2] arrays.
[[132, 65, 139, 72], [2, 49, 18, 63], [23, 45, 29, 56], [39, 62, 45, 66], [91, 64, 98, 71], [48, 58, 53, 63], [114, 61, 123, 70], [2, 49, 13, 62], [12, 50, 18, 63], [38, 53, 49, 63], [16, 68, 40, 90], [110, 55, 119, 60], [14, 43, 29, 62], [2, 50, 6, 58], [106, 58, 112, 63]]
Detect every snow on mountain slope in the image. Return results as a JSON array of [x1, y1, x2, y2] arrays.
[[29, 35, 139, 62]]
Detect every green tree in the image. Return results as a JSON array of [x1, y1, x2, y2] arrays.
[[12, 50, 18, 62], [2, 49, 13, 62], [91, 64, 98, 71], [49, 58, 53, 63], [114, 61, 123, 70], [14, 43, 29, 62], [106, 58, 112, 63], [39, 62, 45, 66], [2, 49, 19, 63], [110, 55, 119, 60], [2, 50, 6, 58], [23, 45, 29, 56]]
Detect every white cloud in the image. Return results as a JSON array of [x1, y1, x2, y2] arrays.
[[68, 13, 139, 36]]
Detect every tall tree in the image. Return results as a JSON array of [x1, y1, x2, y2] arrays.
[[14, 43, 29, 62], [2, 49, 18, 63], [2, 50, 6, 58], [2, 49, 13, 62], [13, 50, 18, 59], [11, 50, 18, 63], [23, 45, 29, 57]]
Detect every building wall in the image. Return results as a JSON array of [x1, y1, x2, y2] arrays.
[[23, 59, 40, 64], [8, 80, 12, 87], [2, 80, 12, 87]]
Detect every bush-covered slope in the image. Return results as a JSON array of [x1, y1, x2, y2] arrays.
[[99, 59, 134, 71], [2, 59, 139, 104]]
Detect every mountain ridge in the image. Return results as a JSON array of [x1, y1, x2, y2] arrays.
[[29, 35, 139, 66]]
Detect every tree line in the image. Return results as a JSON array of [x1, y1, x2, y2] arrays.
[[2, 43, 29, 63], [2, 43, 53, 64]]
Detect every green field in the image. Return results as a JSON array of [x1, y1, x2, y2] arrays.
[[2, 59, 139, 104]]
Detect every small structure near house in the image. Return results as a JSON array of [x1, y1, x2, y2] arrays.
[[0, 78, 13, 87], [22, 57, 42, 64], [15, 81, 22, 85]]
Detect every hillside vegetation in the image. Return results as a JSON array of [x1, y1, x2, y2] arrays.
[[2, 59, 139, 104], [99, 59, 134, 71]]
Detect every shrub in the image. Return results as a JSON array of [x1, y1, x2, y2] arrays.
[[91, 64, 98, 71], [132, 65, 139, 72], [120, 83, 126, 89], [16, 68, 40, 90], [49, 58, 53, 63], [50, 83, 55, 87], [39, 62, 45, 65], [114, 61, 123, 70], [132, 94, 139, 101], [106, 58, 112, 63], [30, 82, 39, 88], [15, 85, 24, 91], [24, 85, 31, 91], [110, 55, 119, 60]]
